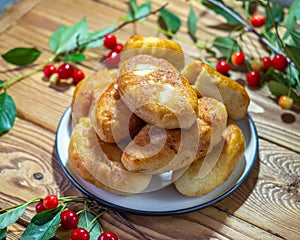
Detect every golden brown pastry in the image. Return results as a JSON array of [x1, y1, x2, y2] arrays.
[[71, 69, 117, 124], [121, 124, 200, 174], [68, 118, 152, 194], [121, 35, 185, 70], [198, 97, 227, 147], [91, 82, 144, 143], [181, 60, 250, 120], [121, 97, 226, 174], [118, 54, 198, 129], [174, 121, 246, 197]]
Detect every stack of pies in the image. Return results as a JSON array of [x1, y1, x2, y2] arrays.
[[68, 36, 250, 196]]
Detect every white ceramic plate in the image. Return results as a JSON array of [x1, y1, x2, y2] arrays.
[[56, 106, 258, 215]]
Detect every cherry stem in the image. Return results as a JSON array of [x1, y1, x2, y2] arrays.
[[0, 64, 44, 90], [0, 55, 57, 90]]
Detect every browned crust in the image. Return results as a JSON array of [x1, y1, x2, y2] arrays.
[[123, 36, 184, 53], [121, 97, 226, 174], [121, 35, 185, 70], [182, 60, 250, 120], [118, 54, 198, 129], [92, 82, 144, 143], [68, 118, 152, 194], [174, 121, 246, 197]]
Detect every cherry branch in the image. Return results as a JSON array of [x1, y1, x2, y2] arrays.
[[206, 0, 282, 55], [78, 3, 169, 48], [0, 3, 168, 90]]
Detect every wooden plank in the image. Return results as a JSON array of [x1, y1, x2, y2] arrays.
[[216, 138, 300, 240], [6, 223, 26, 240], [3, 118, 297, 239], [0, 116, 82, 210], [247, 87, 300, 152], [116, 209, 281, 240], [0, 0, 44, 34]]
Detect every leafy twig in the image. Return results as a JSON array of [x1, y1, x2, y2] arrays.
[[206, 0, 282, 54], [79, 2, 169, 47]]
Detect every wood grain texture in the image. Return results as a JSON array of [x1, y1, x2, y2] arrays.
[[0, 0, 299, 239], [0, 0, 44, 34], [7, 223, 25, 240], [0, 116, 82, 223], [217, 138, 300, 239]]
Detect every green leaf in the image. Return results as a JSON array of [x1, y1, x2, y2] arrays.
[[127, 0, 138, 20], [285, 45, 300, 73], [62, 52, 86, 63], [284, 0, 300, 25], [286, 65, 300, 90], [0, 92, 16, 134], [0, 204, 28, 229], [49, 25, 68, 52], [126, 1, 151, 21], [136, 2, 152, 19], [287, 29, 300, 46], [201, 0, 242, 25], [263, 68, 286, 84], [283, 16, 297, 40], [128, 0, 138, 17], [20, 206, 63, 240], [55, 18, 89, 54], [212, 36, 239, 58], [265, 2, 284, 30], [0, 228, 6, 240], [188, 6, 197, 39], [78, 211, 102, 239], [268, 80, 300, 103], [0, 80, 4, 90], [1, 48, 41, 66], [83, 25, 116, 49], [159, 8, 181, 33]]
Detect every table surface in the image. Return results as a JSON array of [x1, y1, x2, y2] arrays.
[[0, 0, 299, 239]]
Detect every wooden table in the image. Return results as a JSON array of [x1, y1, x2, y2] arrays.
[[0, 0, 299, 239]]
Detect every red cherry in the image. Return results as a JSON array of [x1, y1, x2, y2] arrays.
[[278, 95, 293, 110], [231, 51, 245, 66], [43, 64, 57, 79], [35, 201, 47, 213], [43, 194, 59, 209], [71, 228, 90, 240], [113, 43, 123, 53], [58, 63, 74, 79], [98, 231, 119, 240], [262, 56, 272, 71], [272, 54, 288, 71], [60, 210, 79, 229], [105, 51, 120, 69], [216, 59, 231, 75], [72, 69, 85, 84], [246, 71, 261, 86], [250, 14, 266, 28], [104, 34, 117, 50]]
